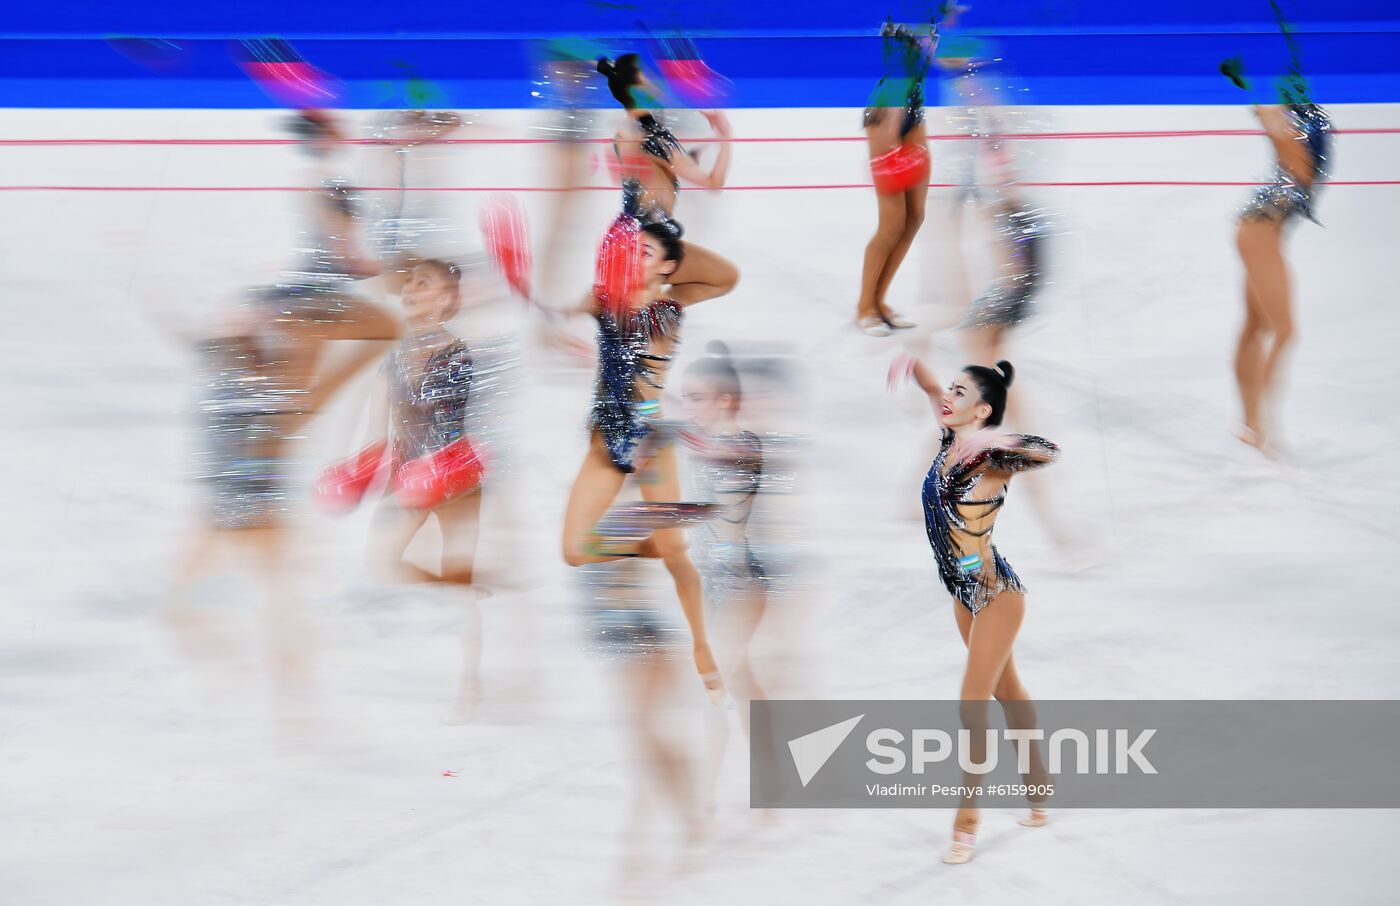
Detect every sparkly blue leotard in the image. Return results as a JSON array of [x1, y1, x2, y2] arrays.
[[590, 299, 684, 473], [385, 334, 474, 463], [1240, 104, 1332, 225], [617, 113, 684, 225], [923, 428, 1059, 615], [960, 205, 1049, 330], [195, 327, 302, 530], [690, 430, 767, 603]]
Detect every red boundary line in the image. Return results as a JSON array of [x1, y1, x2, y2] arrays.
[[0, 128, 1397, 147], [2, 180, 1398, 191]]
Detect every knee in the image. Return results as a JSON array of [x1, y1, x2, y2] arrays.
[[652, 535, 699, 580], [719, 260, 740, 293], [1271, 318, 1296, 346], [994, 681, 1030, 703], [871, 221, 905, 249], [561, 537, 590, 568], [903, 209, 925, 236], [651, 531, 690, 563], [958, 699, 991, 726]]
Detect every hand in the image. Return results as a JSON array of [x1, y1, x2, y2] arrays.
[[532, 314, 594, 362], [701, 110, 731, 138], [948, 427, 1009, 465], [887, 352, 917, 392]]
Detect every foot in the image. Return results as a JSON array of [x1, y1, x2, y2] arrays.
[[751, 807, 779, 826], [943, 829, 976, 864], [856, 314, 893, 337], [881, 310, 917, 330], [1237, 424, 1277, 458], [442, 677, 483, 725], [1018, 806, 1049, 828]]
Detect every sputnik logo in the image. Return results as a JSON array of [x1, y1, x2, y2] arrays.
[[787, 714, 865, 787]]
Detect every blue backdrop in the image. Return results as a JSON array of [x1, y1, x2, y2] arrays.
[[3, 1, 1397, 106]]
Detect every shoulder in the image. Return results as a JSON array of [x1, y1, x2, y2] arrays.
[[650, 298, 685, 328]]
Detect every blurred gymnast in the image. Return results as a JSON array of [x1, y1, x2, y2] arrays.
[[1231, 83, 1331, 457], [594, 53, 739, 307], [679, 343, 776, 815], [855, 20, 939, 337], [162, 115, 399, 727], [561, 221, 726, 703], [314, 258, 495, 717], [889, 353, 1057, 864]]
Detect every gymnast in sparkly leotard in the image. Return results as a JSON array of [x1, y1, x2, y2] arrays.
[[889, 353, 1057, 862], [589, 288, 684, 473], [1233, 97, 1332, 456], [922, 407, 1058, 616], [593, 54, 739, 307], [855, 20, 939, 336], [163, 118, 400, 725], [561, 221, 726, 702]]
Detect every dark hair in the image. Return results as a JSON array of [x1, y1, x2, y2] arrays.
[[597, 54, 642, 109], [640, 219, 685, 265], [962, 360, 1015, 426], [287, 110, 341, 157], [688, 340, 742, 405]]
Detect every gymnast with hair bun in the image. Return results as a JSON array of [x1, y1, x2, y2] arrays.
[[592, 53, 739, 308], [888, 352, 1058, 864], [559, 217, 728, 705]]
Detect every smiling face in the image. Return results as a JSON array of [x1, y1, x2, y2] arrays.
[[400, 263, 459, 330], [940, 371, 993, 428]]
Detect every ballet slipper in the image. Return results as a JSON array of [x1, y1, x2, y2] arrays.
[[857, 314, 893, 337], [881, 310, 917, 330], [943, 830, 976, 864], [1018, 806, 1049, 828]]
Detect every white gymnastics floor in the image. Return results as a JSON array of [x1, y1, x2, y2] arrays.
[[2, 104, 1398, 905]]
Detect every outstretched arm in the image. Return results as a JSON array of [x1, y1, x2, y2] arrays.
[[664, 111, 732, 190], [983, 432, 1059, 472], [888, 352, 946, 424]]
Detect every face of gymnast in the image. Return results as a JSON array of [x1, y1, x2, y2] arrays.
[[400, 262, 461, 333], [681, 376, 738, 432], [639, 233, 679, 290], [941, 373, 994, 429]]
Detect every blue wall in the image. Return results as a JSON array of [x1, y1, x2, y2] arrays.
[[3, 1, 1398, 106]]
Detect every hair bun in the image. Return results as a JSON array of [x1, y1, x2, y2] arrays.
[[596, 57, 614, 76], [706, 340, 731, 359], [995, 360, 1016, 387]]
